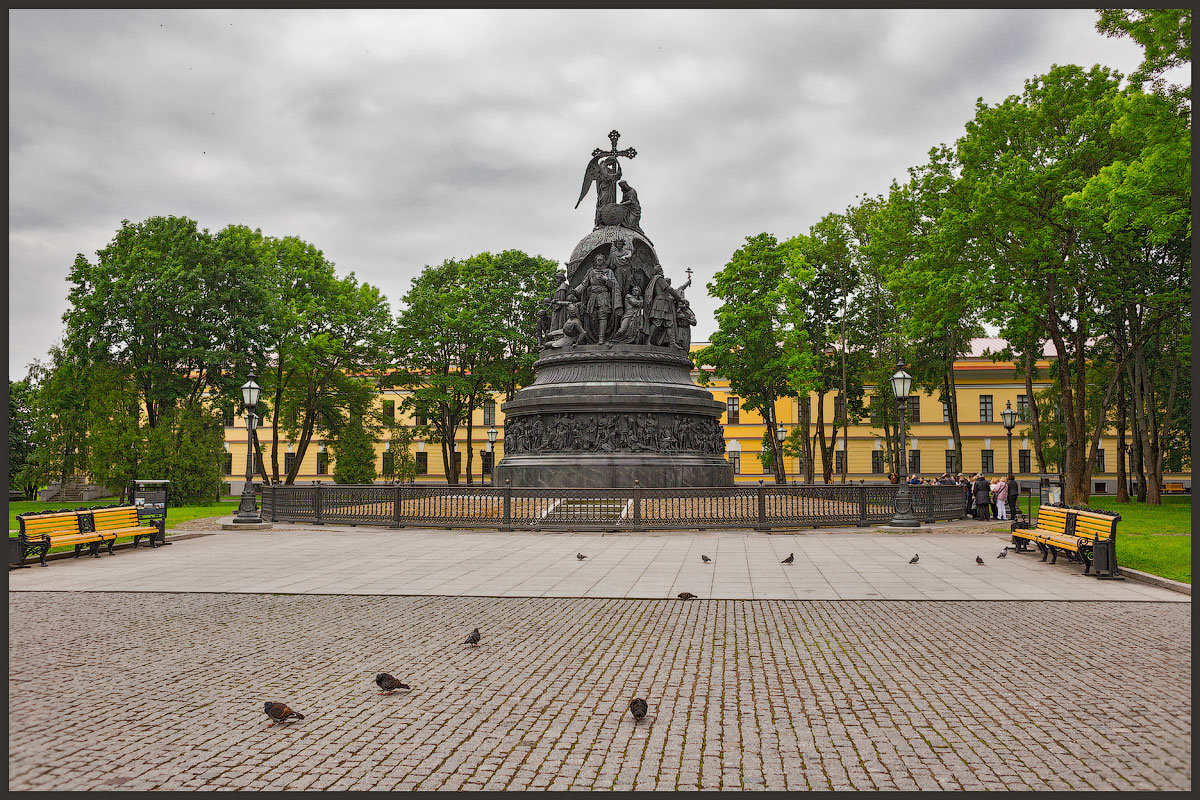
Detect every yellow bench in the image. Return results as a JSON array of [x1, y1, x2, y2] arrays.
[[12, 510, 114, 567], [1011, 505, 1120, 575], [1164, 482, 1185, 493], [90, 506, 164, 553]]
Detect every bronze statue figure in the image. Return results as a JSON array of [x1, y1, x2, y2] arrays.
[[574, 130, 637, 229], [573, 252, 622, 345]]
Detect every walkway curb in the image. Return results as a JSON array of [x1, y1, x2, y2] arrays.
[[9, 532, 213, 566], [1118, 567, 1191, 595]]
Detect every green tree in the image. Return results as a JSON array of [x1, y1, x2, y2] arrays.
[[1096, 8, 1191, 103], [140, 403, 225, 504], [23, 346, 91, 495], [328, 385, 381, 485], [391, 250, 555, 484], [8, 378, 39, 499], [694, 233, 797, 483]]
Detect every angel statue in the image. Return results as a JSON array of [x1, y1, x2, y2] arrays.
[[574, 130, 637, 229]]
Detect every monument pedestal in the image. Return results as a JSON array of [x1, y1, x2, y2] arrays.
[[495, 344, 733, 488]]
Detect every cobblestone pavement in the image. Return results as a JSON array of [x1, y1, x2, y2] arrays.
[[8, 526, 1185, 601], [9, 592, 1190, 791]]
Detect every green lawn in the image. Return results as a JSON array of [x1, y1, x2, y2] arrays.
[[1000, 495, 1191, 584], [9, 499, 238, 535]]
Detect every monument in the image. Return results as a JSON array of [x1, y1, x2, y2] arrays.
[[494, 131, 735, 488]]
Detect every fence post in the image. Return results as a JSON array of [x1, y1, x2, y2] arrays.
[[924, 487, 936, 523], [392, 483, 403, 529], [314, 484, 323, 525], [857, 484, 869, 527], [756, 479, 767, 530], [501, 479, 513, 531], [632, 479, 642, 531]]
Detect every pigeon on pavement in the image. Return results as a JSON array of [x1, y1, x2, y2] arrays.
[[976, 555, 985, 565], [577, 553, 587, 560], [909, 554, 919, 564], [263, 702, 304, 727], [677, 591, 697, 600], [464, 627, 481, 646], [376, 673, 410, 695], [781, 553, 794, 564], [629, 698, 648, 721], [701, 555, 711, 563], [997, 549, 1008, 559]]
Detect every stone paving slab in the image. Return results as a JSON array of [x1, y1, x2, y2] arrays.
[[8, 592, 1190, 791], [8, 526, 1185, 601]]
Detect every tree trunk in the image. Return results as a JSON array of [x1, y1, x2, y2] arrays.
[[763, 397, 785, 484], [269, 379, 283, 485], [799, 397, 813, 482], [814, 391, 831, 483], [1024, 351, 1046, 474], [464, 395, 476, 486], [1115, 376, 1129, 503], [944, 369, 964, 476], [1154, 331, 1181, 498], [1137, 347, 1162, 504], [1126, 360, 1147, 502]]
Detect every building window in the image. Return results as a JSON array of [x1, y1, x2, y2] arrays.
[[835, 450, 846, 473], [284, 452, 296, 476], [908, 450, 920, 475], [945, 449, 958, 474], [869, 398, 880, 424], [1019, 449, 1031, 474], [286, 408, 299, 428], [223, 407, 235, 427], [1093, 449, 1106, 473], [796, 453, 805, 475], [907, 396, 920, 423], [980, 395, 993, 422], [223, 452, 233, 476], [728, 452, 741, 474], [834, 395, 846, 421], [481, 451, 493, 475], [253, 452, 264, 476], [382, 450, 394, 476], [415, 452, 428, 475], [483, 400, 496, 426], [316, 452, 327, 475], [871, 450, 885, 474], [1016, 394, 1030, 423], [981, 449, 994, 473], [726, 396, 740, 424], [451, 452, 461, 476], [382, 400, 395, 420], [413, 411, 428, 426]]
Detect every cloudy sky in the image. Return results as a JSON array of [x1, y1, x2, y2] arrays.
[[8, 9, 1146, 379]]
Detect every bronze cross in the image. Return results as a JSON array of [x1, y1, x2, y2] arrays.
[[592, 129, 637, 160]]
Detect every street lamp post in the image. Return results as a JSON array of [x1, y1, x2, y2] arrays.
[[233, 373, 262, 524], [487, 426, 498, 485], [775, 422, 787, 484], [888, 360, 919, 528], [1002, 399, 1017, 476]]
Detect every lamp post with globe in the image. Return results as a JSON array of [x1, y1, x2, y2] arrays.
[[888, 360, 919, 528], [233, 374, 263, 525]]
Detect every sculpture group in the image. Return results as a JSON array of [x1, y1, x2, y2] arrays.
[[504, 412, 727, 456], [539, 131, 697, 351]]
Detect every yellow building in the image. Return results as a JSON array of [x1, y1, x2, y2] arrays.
[[220, 337, 1157, 495]]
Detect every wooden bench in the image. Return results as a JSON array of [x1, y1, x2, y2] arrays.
[[89, 505, 164, 553], [11, 509, 113, 568], [1163, 482, 1186, 493], [1011, 505, 1120, 576]]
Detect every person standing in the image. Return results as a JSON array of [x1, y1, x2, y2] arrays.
[[992, 475, 1009, 520], [1006, 474, 1020, 520], [973, 473, 991, 521]]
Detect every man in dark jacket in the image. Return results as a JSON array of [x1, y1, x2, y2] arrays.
[[1006, 474, 1020, 520], [973, 474, 991, 520]]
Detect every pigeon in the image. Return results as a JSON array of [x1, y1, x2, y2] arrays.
[[701, 555, 711, 564], [781, 553, 794, 564], [997, 549, 1008, 559], [677, 591, 697, 600], [464, 627, 481, 646], [976, 555, 985, 565], [628, 698, 648, 721], [263, 702, 304, 727], [908, 554, 919, 564], [577, 553, 587, 560], [375, 673, 410, 695]]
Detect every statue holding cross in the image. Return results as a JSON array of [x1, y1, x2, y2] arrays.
[[575, 130, 640, 229]]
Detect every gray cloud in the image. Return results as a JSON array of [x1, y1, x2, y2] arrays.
[[8, 9, 1145, 377]]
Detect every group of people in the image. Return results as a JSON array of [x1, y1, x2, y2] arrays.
[[537, 238, 695, 349], [889, 471, 1019, 521]]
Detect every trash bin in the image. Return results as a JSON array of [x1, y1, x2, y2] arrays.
[[131, 480, 170, 546], [1091, 536, 1123, 579]]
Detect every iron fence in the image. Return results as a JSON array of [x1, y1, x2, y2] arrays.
[[262, 482, 968, 531]]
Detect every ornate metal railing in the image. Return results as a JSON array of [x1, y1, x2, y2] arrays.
[[261, 482, 968, 531]]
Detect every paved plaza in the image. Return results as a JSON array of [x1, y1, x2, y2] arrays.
[[8, 524, 1191, 791]]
